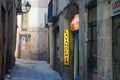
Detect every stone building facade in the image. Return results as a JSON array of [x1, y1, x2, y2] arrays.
[[48, 0, 116, 80], [15, 0, 49, 61], [79, 0, 112, 80], [0, 0, 17, 79], [48, 0, 80, 80]]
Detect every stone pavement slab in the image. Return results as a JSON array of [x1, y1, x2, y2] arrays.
[[9, 59, 62, 80]]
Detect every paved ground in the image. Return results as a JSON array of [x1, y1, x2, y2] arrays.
[[9, 59, 61, 80]]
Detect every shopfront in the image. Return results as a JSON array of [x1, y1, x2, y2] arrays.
[[70, 14, 80, 80], [111, 0, 120, 80]]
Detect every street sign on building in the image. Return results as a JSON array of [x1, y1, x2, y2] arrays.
[[111, 0, 120, 16], [64, 29, 69, 65], [70, 14, 79, 31]]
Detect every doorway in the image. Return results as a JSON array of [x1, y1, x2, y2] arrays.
[[74, 31, 79, 80], [1, 6, 5, 79], [87, 21, 97, 80], [112, 15, 120, 80], [87, 6, 97, 80]]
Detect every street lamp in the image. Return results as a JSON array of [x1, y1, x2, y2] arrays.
[[21, 0, 31, 13], [25, 1, 31, 12], [17, 0, 31, 14]]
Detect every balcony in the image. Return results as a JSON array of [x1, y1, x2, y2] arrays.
[[48, 0, 58, 22]]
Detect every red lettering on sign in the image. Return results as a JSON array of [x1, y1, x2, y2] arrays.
[[65, 54, 68, 56], [65, 34, 68, 37], [64, 50, 67, 53], [65, 41, 68, 43], [65, 43, 68, 46], [65, 60, 68, 64], [64, 31, 66, 33], [112, 0, 120, 9], [65, 47, 68, 50]]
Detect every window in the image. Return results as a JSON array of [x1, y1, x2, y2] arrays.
[[87, 6, 97, 80]]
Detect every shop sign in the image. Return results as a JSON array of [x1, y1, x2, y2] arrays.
[[64, 29, 69, 65], [111, 0, 120, 16], [70, 14, 79, 31]]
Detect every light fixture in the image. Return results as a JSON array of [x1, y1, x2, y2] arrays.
[[21, 0, 31, 13], [17, 0, 31, 14], [25, 1, 31, 12]]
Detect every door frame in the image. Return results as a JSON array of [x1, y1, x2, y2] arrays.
[[112, 14, 120, 80]]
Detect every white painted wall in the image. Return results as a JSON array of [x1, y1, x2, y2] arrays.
[[17, 0, 50, 28], [28, 0, 50, 28], [28, 8, 48, 28], [17, 15, 22, 28]]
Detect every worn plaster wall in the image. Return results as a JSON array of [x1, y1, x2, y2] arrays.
[[18, 28, 48, 61], [49, 24, 54, 68], [58, 0, 67, 13], [30, 28, 48, 60], [57, 11, 75, 80]]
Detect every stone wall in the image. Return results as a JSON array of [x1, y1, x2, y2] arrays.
[[19, 28, 48, 61], [97, 0, 112, 80], [79, 0, 113, 80], [30, 28, 48, 60]]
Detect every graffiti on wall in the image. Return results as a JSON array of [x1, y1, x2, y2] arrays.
[[21, 36, 27, 51], [20, 34, 31, 53]]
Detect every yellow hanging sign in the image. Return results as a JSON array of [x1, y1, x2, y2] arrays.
[[64, 29, 69, 65]]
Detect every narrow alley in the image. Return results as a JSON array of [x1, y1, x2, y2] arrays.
[[9, 59, 61, 80], [1, 0, 120, 80]]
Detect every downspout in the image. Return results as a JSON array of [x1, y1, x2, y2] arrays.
[[79, 0, 86, 80]]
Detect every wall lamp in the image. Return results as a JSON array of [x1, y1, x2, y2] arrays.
[[17, 0, 31, 14], [24, 1, 31, 12], [22, 0, 31, 13]]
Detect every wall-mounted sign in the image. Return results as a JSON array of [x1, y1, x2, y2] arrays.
[[64, 29, 69, 65], [111, 0, 120, 16], [70, 14, 79, 31]]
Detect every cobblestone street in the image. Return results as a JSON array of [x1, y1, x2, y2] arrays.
[[9, 59, 61, 80]]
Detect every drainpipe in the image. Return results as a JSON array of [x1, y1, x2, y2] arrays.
[[79, 0, 86, 80], [74, 32, 77, 79]]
